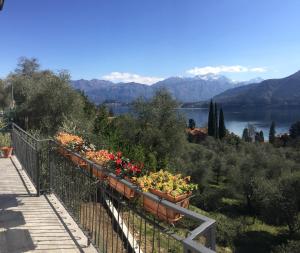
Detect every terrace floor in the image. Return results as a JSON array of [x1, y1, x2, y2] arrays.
[[0, 157, 97, 253]]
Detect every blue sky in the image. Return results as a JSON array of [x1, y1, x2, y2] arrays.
[[1, 0, 300, 84]]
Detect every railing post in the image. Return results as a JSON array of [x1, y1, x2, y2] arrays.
[[49, 140, 53, 193], [205, 223, 216, 251], [36, 146, 41, 197]]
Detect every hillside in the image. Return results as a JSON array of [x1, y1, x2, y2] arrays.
[[72, 79, 152, 104], [213, 71, 300, 108]]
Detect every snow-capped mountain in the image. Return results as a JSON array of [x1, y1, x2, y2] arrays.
[[72, 75, 263, 104]]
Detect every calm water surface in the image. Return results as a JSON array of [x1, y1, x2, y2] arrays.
[[111, 106, 300, 138]]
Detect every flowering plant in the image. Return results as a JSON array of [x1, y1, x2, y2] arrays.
[[134, 170, 198, 197], [55, 132, 84, 151], [85, 149, 113, 166], [110, 152, 143, 179], [80, 141, 96, 153]]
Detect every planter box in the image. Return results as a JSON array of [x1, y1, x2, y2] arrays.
[[57, 146, 70, 158], [69, 153, 87, 168], [108, 176, 136, 199], [57, 147, 87, 168], [90, 160, 108, 180], [1, 147, 13, 158], [142, 189, 191, 224]]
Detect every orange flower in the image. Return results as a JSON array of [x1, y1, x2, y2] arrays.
[[55, 132, 84, 146], [85, 149, 113, 165]]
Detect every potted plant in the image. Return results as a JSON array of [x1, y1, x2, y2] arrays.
[[85, 149, 113, 179], [55, 132, 89, 166], [0, 133, 13, 158], [108, 152, 143, 199], [134, 170, 198, 223]]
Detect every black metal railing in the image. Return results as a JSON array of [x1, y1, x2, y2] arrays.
[[11, 124, 216, 253], [11, 123, 50, 196], [48, 141, 216, 253]]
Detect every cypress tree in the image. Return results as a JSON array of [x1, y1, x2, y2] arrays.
[[269, 121, 276, 144], [289, 121, 300, 139], [242, 128, 250, 142], [214, 103, 218, 138], [208, 100, 215, 136], [219, 107, 226, 139], [259, 130, 264, 142]]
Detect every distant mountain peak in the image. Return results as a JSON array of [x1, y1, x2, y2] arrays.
[[213, 71, 300, 108], [194, 73, 231, 82], [242, 77, 264, 85], [287, 70, 300, 79]]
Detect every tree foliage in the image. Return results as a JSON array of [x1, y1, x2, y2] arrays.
[[218, 107, 226, 139], [269, 121, 276, 144], [289, 121, 300, 139], [188, 118, 196, 129], [208, 100, 215, 136], [7, 58, 95, 135]]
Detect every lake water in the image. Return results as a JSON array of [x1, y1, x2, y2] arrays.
[[110, 106, 300, 139]]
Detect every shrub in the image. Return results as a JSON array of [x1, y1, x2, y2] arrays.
[[193, 188, 223, 212], [0, 133, 11, 147], [214, 213, 242, 249], [272, 240, 300, 253]]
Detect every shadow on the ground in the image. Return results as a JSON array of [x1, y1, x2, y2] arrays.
[[0, 194, 36, 252], [234, 230, 287, 253], [0, 229, 36, 253], [0, 194, 23, 210], [0, 210, 25, 228]]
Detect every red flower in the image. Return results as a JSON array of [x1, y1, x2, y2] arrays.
[[116, 158, 122, 165], [117, 151, 122, 158], [109, 154, 115, 160], [116, 168, 121, 176]]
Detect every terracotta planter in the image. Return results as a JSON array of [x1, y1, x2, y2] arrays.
[[142, 190, 191, 223], [1, 147, 13, 158], [108, 176, 136, 199], [69, 153, 87, 167], [57, 146, 70, 158], [90, 161, 107, 180]]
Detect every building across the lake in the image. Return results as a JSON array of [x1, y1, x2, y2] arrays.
[[186, 127, 208, 143]]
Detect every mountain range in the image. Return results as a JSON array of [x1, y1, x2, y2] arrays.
[[212, 70, 300, 108], [72, 74, 262, 104]]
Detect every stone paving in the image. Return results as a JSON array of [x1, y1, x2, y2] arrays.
[[0, 157, 98, 253]]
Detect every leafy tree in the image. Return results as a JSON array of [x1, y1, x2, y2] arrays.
[[255, 131, 264, 142], [15, 57, 39, 76], [272, 240, 300, 253], [269, 121, 276, 144], [247, 123, 256, 141], [0, 80, 9, 109], [188, 118, 196, 129], [259, 130, 264, 142], [272, 174, 300, 235], [79, 90, 97, 119], [212, 157, 223, 184], [114, 89, 186, 170], [7, 58, 92, 135], [208, 100, 215, 136], [94, 105, 110, 135], [218, 107, 226, 139], [242, 128, 251, 142], [289, 121, 300, 139]]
